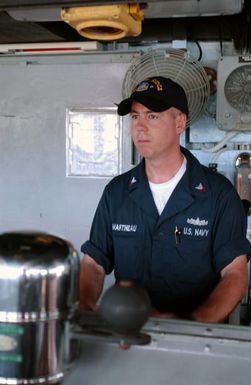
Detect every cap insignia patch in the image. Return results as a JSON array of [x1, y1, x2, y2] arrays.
[[151, 78, 163, 91], [135, 81, 150, 92]]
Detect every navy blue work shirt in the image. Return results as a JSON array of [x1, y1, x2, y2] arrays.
[[81, 147, 251, 315]]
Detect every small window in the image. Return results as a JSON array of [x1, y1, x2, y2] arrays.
[[66, 108, 122, 177]]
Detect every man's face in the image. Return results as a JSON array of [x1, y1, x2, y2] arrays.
[[130, 101, 186, 161]]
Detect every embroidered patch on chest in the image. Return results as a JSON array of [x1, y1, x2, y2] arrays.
[[112, 223, 137, 232], [187, 217, 208, 226]]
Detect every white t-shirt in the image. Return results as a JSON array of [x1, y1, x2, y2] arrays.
[[149, 157, 187, 215]]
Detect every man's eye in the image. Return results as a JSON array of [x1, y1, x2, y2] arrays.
[[148, 114, 159, 120], [130, 114, 138, 120]]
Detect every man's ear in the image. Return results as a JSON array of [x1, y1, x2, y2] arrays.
[[176, 112, 187, 134]]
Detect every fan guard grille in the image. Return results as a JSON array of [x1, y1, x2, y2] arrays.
[[122, 49, 210, 127], [224, 65, 251, 113]]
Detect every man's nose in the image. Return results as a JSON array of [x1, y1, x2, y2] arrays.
[[134, 115, 148, 130]]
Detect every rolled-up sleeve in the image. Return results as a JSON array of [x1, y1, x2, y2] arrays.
[[212, 188, 251, 273]]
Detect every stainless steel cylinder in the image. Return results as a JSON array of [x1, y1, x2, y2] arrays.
[[0, 232, 79, 385], [235, 152, 251, 203]]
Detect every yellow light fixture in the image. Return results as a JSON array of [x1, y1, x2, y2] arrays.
[[61, 4, 144, 41]]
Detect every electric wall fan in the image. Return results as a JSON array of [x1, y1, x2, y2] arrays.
[[122, 49, 210, 127], [216, 56, 251, 131]]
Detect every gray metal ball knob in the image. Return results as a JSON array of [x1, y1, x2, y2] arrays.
[[99, 281, 151, 335]]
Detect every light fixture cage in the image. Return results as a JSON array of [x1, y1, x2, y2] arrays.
[[122, 49, 210, 127]]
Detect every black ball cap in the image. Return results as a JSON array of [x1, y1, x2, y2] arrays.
[[117, 76, 189, 117]]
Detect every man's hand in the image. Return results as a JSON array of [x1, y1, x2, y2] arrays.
[[150, 309, 178, 319], [79, 255, 105, 311]]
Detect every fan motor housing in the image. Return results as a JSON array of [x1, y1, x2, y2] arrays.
[[216, 56, 251, 131]]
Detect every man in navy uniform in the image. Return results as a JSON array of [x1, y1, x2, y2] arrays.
[[79, 76, 251, 322]]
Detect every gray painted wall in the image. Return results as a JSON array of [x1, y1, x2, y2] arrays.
[[0, 52, 134, 259]]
